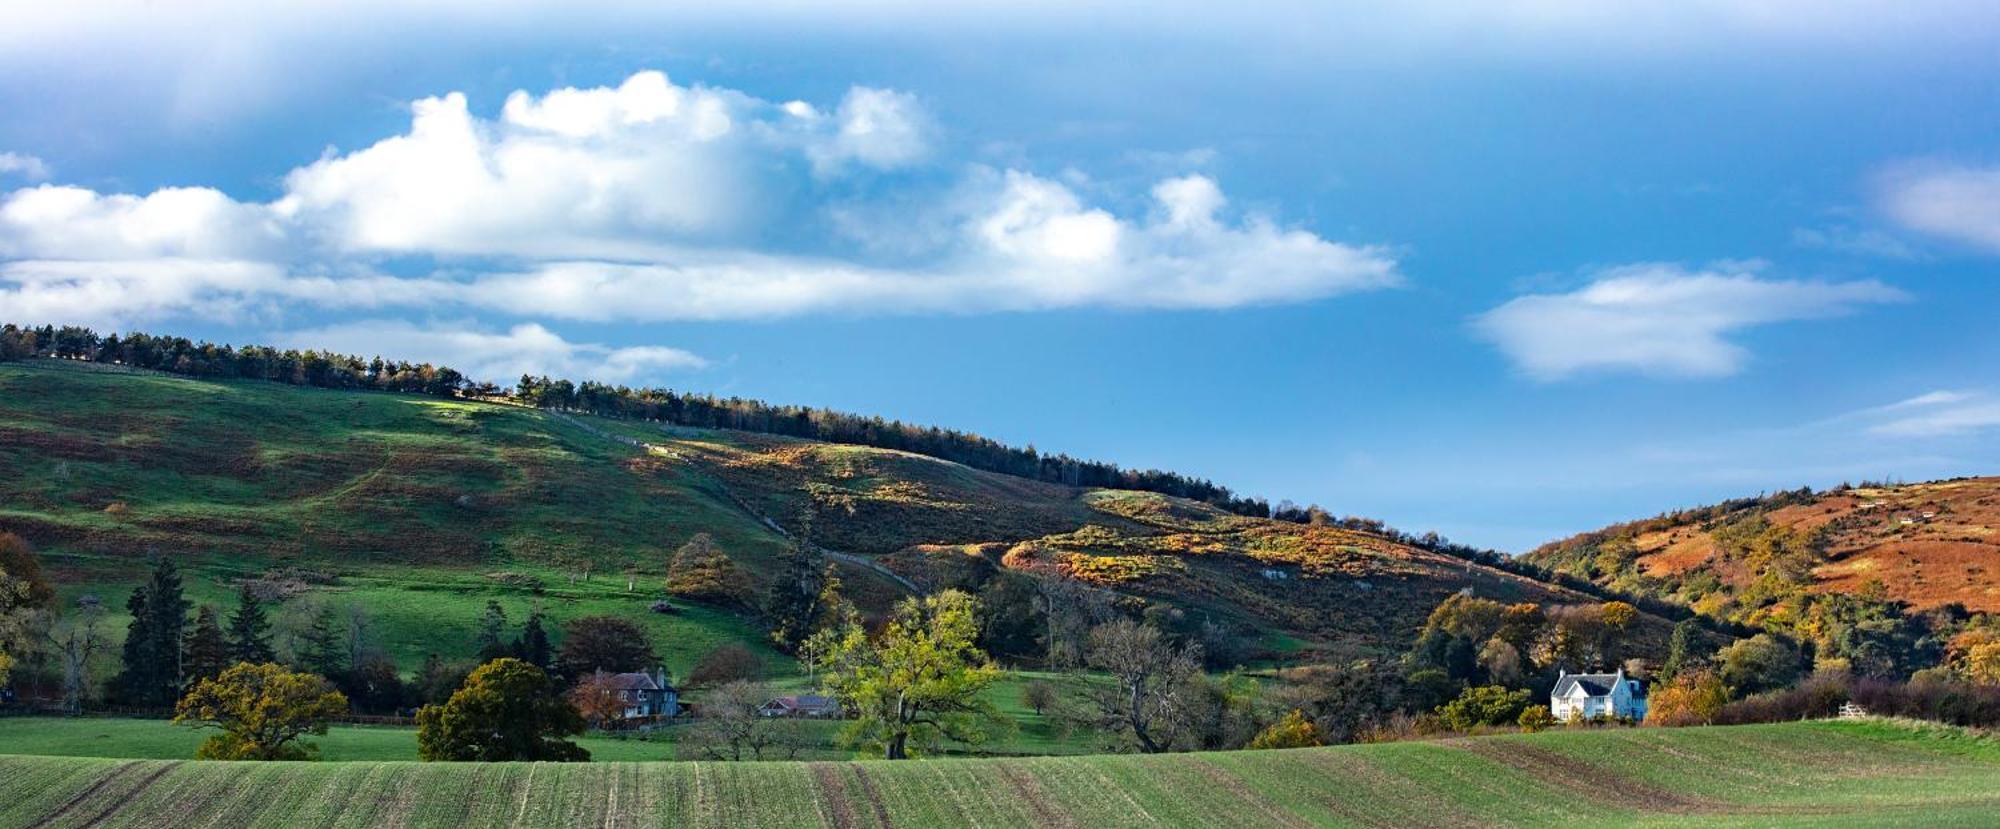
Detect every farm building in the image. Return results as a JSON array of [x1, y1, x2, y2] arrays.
[[1551, 669, 1647, 722], [759, 694, 842, 718], [604, 670, 679, 720]]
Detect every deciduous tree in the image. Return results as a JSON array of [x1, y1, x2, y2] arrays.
[[676, 680, 812, 761], [687, 643, 762, 688], [416, 658, 588, 761], [1647, 670, 1729, 726], [175, 662, 349, 760], [1080, 617, 1204, 753], [1434, 685, 1531, 732], [568, 670, 627, 729], [811, 589, 1003, 759], [554, 615, 657, 680]]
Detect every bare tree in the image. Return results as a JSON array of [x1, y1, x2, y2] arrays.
[[344, 604, 371, 671], [1077, 618, 1204, 753], [1036, 576, 1116, 670], [34, 603, 109, 715], [676, 680, 811, 761]]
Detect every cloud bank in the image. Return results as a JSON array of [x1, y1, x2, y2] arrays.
[[1473, 262, 1907, 381], [0, 70, 1399, 331]]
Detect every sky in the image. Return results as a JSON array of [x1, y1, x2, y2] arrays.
[[3, 1, 1998, 551]]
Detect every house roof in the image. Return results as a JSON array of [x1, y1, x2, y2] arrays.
[[603, 671, 670, 692], [765, 694, 838, 709], [1553, 673, 1643, 698]]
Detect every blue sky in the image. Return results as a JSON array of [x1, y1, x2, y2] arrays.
[[4, 2, 1998, 550]]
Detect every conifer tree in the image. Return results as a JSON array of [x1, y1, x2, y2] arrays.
[[115, 556, 192, 706], [183, 606, 230, 684], [518, 612, 553, 670], [764, 510, 827, 650], [227, 586, 276, 664], [475, 600, 512, 662], [299, 605, 346, 678]]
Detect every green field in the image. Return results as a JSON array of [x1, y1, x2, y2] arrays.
[[0, 720, 1992, 827], [0, 675, 1092, 761]]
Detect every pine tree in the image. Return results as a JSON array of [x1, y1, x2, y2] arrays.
[[519, 612, 553, 670], [115, 556, 192, 706], [227, 586, 276, 664], [475, 600, 512, 662], [765, 510, 828, 650], [300, 605, 346, 678], [183, 606, 230, 684], [115, 584, 155, 703]]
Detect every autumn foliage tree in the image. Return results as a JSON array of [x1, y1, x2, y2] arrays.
[[1247, 709, 1322, 750], [417, 658, 588, 761], [568, 671, 627, 730], [1647, 670, 1729, 727], [666, 533, 752, 606], [174, 662, 350, 760]]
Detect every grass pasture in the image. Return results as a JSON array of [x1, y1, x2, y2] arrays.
[[0, 720, 1994, 827]]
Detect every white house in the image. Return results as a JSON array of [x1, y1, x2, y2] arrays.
[[1551, 669, 1647, 722]]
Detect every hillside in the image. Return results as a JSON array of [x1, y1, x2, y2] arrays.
[[0, 358, 1617, 669], [3, 720, 1994, 827], [1525, 479, 2000, 615]]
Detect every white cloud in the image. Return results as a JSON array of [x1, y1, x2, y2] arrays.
[[1473, 262, 1907, 381], [1862, 390, 2000, 438], [0, 152, 49, 181], [804, 87, 932, 176], [0, 71, 1399, 326], [0, 185, 284, 260], [272, 319, 707, 385], [1876, 161, 2000, 252]]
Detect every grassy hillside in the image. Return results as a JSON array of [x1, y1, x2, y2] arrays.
[[0, 357, 1622, 669], [1, 720, 1994, 827], [1525, 478, 2000, 616]]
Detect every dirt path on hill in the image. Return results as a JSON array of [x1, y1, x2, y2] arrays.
[[545, 410, 922, 594]]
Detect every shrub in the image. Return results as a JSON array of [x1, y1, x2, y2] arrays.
[[687, 644, 763, 688], [1516, 705, 1556, 733], [1248, 709, 1323, 749], [1434, 685, 1530, 732]]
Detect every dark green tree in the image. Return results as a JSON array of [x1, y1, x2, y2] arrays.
[[299, 605, 346, 679], [182, 606, 231, 685], [416, 658, 588, 761], [115, 556, 192, 706], [763, 510, 827, 650], [553, 615, 656, 680], [226, 586, 276, 664], [518, 612, 553, 670], [475, 600, 512, 662]]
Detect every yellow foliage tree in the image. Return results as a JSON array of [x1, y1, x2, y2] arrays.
[[174, 662, 349, 760], [1646, 670, 1728, 727], [1248, 709, 1322, 750], [1947, 630, 2000, 685]]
